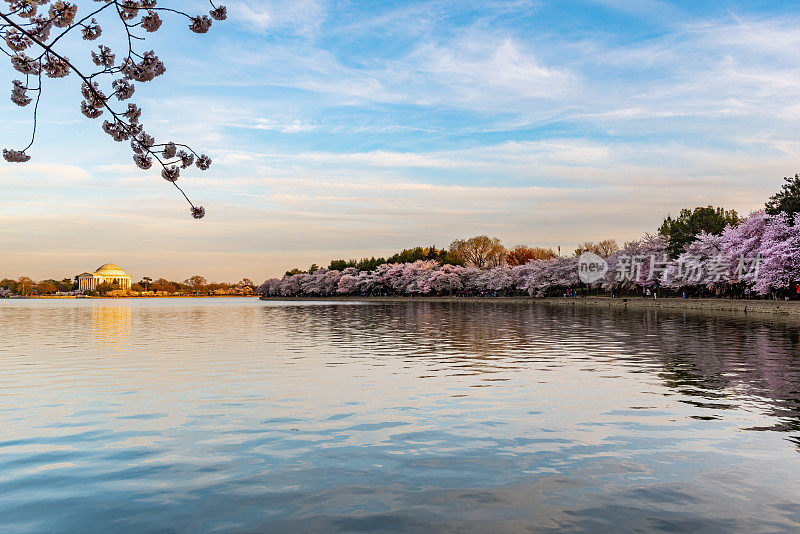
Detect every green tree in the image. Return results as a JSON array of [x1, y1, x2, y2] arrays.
[[659, 206, 739, 257], [95, 281, 120, 295], [326, 247, 462, 272], [357, 257, 387, 271], [57, 278, 75, 292], [766, 173, 800, 220], [386, 245, 461, 265]]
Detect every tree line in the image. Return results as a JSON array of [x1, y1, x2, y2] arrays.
[[0, 275, 256, 297], [259, 173, 800, 300], [285, 240, 561, 277]]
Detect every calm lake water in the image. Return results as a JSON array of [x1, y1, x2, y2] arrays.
[[2, 298, 800, 532]]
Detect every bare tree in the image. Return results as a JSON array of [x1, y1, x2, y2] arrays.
[[574, 239, 619, 258], [450, 236, 505, 269], [506, 245, 557, 266], [1, 1, 228, 218], [185, 274, 207, 294], [595, 239, 619, 258], [16, 275, 33, 296]]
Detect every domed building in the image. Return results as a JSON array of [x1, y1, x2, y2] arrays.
[[77, 264, 133, 291]]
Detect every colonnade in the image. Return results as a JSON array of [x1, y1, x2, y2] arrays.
[[78, 277, 132, 290]]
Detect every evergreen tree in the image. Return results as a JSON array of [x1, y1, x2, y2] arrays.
[[765, 173, 800, 221], [659, 206, 739, 257]]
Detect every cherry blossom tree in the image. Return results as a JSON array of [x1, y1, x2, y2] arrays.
[[484, 265, 514, 295], [257, 221, 800, 299], [514, 256, 578, 297], [398, 260, 438, 294], [661, 232, 725, 292], [719, 211, 769, 290], [602, 234, 668, 293], [257, 278, 280, 297], [1, 0, 227, 218], [755, 212, 800, 295], [280, 272, 306, 296], [720, 211, 768, 261], [427, 264, 463, 295], [354, 270, 379, 295], [458, 266, 484, 295], [336, 272, 360, 295]]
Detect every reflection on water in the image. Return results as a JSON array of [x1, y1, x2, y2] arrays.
[[1, 298, 800, 532], [92, 306, 131, 349]]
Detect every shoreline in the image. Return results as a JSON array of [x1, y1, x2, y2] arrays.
[[259, 295, 800, 318], [9, 295, 259, 299]]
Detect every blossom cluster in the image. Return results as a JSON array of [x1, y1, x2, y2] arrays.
[[257, 211, 800, 298], [1, 0, 227, 218]]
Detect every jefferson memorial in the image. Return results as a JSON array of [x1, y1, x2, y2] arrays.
[[77, 264, 133, 291]]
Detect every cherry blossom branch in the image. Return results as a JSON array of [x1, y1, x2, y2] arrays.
[[1, 1, 228, 219]]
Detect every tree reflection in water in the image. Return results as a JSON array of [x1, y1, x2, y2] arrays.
[[262, 302, 800, 446]]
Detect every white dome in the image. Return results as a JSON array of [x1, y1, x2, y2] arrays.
[[94, 264, 129, 276]]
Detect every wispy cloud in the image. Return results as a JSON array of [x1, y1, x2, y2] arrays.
[[227, 0, 326, 35]]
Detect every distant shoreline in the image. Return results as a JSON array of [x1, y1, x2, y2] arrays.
[[10, 295, 259, 299], [259, 295, 800, 318]]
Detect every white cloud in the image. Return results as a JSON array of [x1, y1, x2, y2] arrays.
[[227, 0, 326, 35]]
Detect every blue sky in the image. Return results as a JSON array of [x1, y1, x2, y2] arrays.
[[2, 0, 800, 280]]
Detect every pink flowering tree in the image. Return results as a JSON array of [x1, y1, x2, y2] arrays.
[[721, 211, 768, 261], [602, 234, 668, 293], [660, 232, 726, 293], [427, 264, 463, 295], [398, 260, 438, 294], [719, 211, 769, 291], [1, 0, 227, 218], [278, 273, 305, 296], [337, 273, 360, 295], [514, 256, 578, 297], [257, 278, 281, 297], [458, 267, 484, 295], [755, 212, 800, 295], [354, 270, 379, 295], [514, 259, 549, 297], [257, 217, 800, 299], [373, 263, 401, 294], [485, 265, 514, 295]]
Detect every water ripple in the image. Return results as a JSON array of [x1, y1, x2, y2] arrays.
[[1, 298, 800, 532]]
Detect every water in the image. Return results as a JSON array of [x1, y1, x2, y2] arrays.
[[2, 298, 800, 532]]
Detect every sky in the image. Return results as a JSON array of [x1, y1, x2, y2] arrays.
[[2, 0, 800, 282]]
